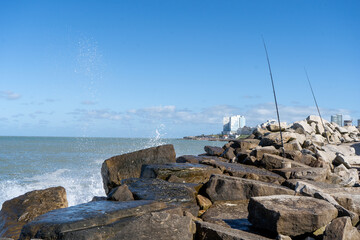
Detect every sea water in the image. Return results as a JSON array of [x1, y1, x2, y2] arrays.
[[0, 136, 224, 207]]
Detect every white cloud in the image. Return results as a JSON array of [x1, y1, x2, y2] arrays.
[[0, 91, 21, 100]]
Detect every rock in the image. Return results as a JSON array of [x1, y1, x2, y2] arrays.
[[326, 188, 360, 216], [311, 134, 326, 146], [283, 140, 302, 152], [91, 196, 107, 202], [0, 187, 67, 240], [199, 158, 285, 184], [293, 151, 322, 167], [267, 122, 287, 132], [205, 174, 294, 202], [107, 185, 134, 201], [272, 167, 328, 182], [204, 146, 224, 156], [237, 139, 261, 150], [121, 178, 197, 203], [101, 144, 176, 194], [329, 164, 359, 187], [323, 217, 360, 240], [201, 200, 249, 229], [140, 163, 222, 183], [276, 234, 292, 240], [334, 154, 353, 168], [307, 115, 324, 124], [248, 195, 338, 236], [292, 120, 315, 135], [196, 195, 212, 211], [252, 146, 279, 160], [259, 153, 309, 170], [336, 126, 349, 134], [195, 220, 273, 240], [20, 200, 195, 240], [222, 147, 236, 161], [176, 155, 226, 164], [259, 132, 297, 147]]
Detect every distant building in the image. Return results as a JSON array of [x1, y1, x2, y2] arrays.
[[358, 119, 360, 128], [344, 120, 352, 126], [331, 114, 343, 126], [222, 115, 246, 135]]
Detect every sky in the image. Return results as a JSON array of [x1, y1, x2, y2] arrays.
[[0, 0, 359, 138]]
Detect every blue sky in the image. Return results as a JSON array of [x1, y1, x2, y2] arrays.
[[0, 0, 359, 138]]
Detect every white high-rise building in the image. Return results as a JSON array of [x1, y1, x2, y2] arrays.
[[222, 115, 246, 134]]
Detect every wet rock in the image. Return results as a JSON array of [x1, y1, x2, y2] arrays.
[[259, 153, 309, 170], [248, 195, 338, 236], [323, 217, 360, 240], [204, 146, 224, 156], [195, 221, 273, 240], [205, 174, 294, 202], [20, 200, 195, 240], [140, 163, 221, 183], [121, 178, 197, 203], [107, 185, 134, 201], [0, 187, 67, 240], [272, 167, 328, 182], [101, 144, 176, 194], [200, 158, 285, 184]]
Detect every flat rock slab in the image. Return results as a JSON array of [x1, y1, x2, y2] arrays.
[[121, 178, 197, 203], [140, 163, 222, 183], [176, 155, 228, 164], [201, 200, 249, 229], [101, 144, 176, 194], [195, 221, 273, 240], [283, 179, 342, 190], [260, 153, 310, 170], [248, 195, 338, 236], [0, 186, 67, 240], [200, 159, 285, 184], [272, 167, 328, 182], [205, 174, 294, 202], [20, 200, 171, 240]]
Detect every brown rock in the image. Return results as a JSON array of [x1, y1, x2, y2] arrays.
[[248, 195, 338, 236], [196, 195, 212, 211], [101, 144, 176, 194], [324, 217, 360, 240], [205, 174, 294, 202], [0, 187, 67, 239], [260, 153, 309, 170], [107, 185, 134, 201], [204, 146, 224, 156], [272, 167, 328, 182]]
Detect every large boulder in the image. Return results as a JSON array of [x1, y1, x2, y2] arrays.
[[323, 217, 360, 240], [140, 163, 222, 183], [204, 146, 224, 156], [248, 195, 338, 236], [292, 120, 315, 135], [20, 200, 195, 240], [0, 187, 67, 240], [205, 174, 294, 202], [195, 221, 272, 240], [259, 153, 309, 170], [259, 132, 297, 147], [101, 144, 176, 194]]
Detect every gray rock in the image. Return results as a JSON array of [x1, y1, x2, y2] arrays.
[[101, 144, 176, 194], [330, 164, 359, 187], [204, 146, 224, 156], [248, 195, 338, 236], [272, 167, 328, 182], [252, 146, 279, 160], [324, 217, 360, 240], [259, 153, 309, 170], [140, 163, 222, 183], [292, 120, 315, 135], [0, 187, 67, 240], [205, 174, 294, 202], [20, 200, 195, 240], [199, 158, 285, 184], [121, 178, 197, 203], [107, 185, 134, 201], [195, 220, 273, 240], [176, 155, 226, 164]]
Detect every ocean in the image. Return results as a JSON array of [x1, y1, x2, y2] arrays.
[[0, 136, 225, 207]]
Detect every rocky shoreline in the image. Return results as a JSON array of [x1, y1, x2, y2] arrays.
[[1, 115, 360, 239]]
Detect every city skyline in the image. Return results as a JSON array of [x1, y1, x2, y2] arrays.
[[1, 1, 359, 138]]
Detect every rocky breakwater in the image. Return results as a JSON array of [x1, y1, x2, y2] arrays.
[[2, 116, 360, 239]]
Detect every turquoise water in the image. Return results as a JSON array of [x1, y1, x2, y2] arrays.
[[0, 136, 224, 206]]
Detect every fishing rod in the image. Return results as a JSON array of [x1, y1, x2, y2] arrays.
[[262, 37, 285, 157], [304, 68, 330, 144]]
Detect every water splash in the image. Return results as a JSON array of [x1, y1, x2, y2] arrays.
[[146, 124, 167, 148]]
